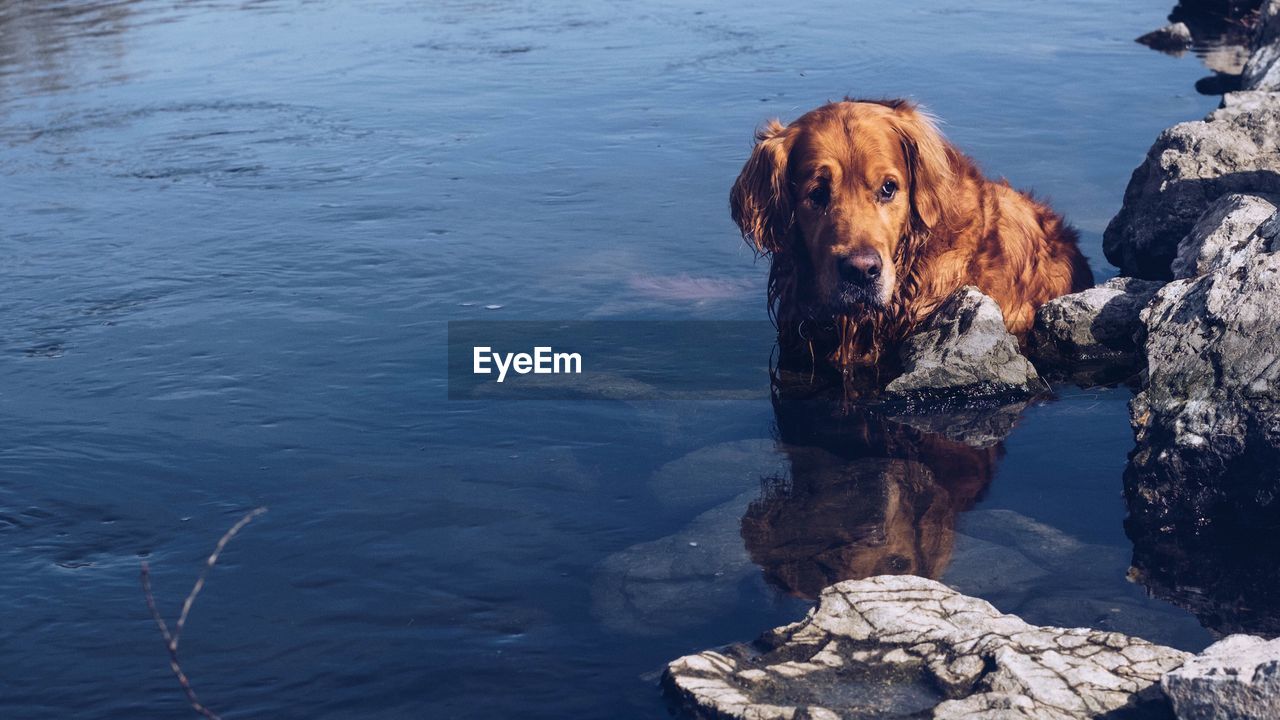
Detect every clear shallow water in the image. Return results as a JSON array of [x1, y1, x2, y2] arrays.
[[0, 0, 1222, 717]]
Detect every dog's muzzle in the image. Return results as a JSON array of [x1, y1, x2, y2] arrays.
[[832, 249, 885, 309]]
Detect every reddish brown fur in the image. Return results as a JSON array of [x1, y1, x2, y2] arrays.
[[731, 100, 1093, 378]]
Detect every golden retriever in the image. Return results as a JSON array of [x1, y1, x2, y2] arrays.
[[731, 99, 1093, 377]]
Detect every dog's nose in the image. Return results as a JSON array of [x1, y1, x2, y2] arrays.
[[838, 250, 882, 285]]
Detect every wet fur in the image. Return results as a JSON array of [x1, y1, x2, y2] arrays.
[[731, 99, 1093, 383]]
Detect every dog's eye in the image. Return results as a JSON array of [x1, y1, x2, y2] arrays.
[[807, 185, 830, 208], [878, 179, 898, 202]]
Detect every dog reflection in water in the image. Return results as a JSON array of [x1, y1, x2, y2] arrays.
[[740, 389, 1004, 599]]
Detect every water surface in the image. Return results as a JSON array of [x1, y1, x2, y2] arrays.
[[0, 0, 1224, 717]]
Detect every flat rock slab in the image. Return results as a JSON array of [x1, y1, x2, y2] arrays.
[[1163, 635, 1280, 720], [664, 575, 1189, 720]]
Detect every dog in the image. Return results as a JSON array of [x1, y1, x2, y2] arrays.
[[730, 99, 1093, 379]]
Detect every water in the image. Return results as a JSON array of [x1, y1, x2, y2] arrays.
[[0, 0, 1228, 717]]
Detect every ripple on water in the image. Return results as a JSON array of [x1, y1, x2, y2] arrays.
[[3, 100, 386, 191]]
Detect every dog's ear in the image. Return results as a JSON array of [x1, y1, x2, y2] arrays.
[[730, 120, 797, 255], [887, 103, 954, 232]]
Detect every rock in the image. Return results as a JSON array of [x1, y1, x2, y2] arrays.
[[663, 575, 1189, 720], [468, 370, 660, 400], [1102, 91, 1280, 280], [1171, 193, 1279, 279], [648, 439, 788, 513], [1243, 0, 1280, 91], [592, 491, 760, 635], [1028, 277, 1165, 383], [948, 510, 1208, 650], [1162, 635, 1280, 720], [885, 287, 1044, 401], [1137, 22, 1194, 52], [1127, 250, 1280, 541], [1126, 305, 1280, 638]]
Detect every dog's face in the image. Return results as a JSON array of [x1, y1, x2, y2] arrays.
[[731, 100, 953, 313]]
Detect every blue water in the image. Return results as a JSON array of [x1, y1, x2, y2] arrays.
[[0, 1, 1222, 717]]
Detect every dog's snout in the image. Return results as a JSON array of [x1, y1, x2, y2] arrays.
[[838, 250, 883, 286]]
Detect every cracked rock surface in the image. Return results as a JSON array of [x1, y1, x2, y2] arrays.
[[663, 575, 1188, 720]]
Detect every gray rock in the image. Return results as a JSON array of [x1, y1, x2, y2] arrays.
[[1137, 22, 1193, 53], [1162, 635, 1280, 720], [1243, 0, 1280, 91], [1103, 91, 1280, 280], [648, 439, 787, 513], [592, 490, 760, 635], [468, 370, 660, 400], [886, 287, 1044, 400], [1126, 211, 1280, 640], [1028, 277, 1165, 381], [1172, 193, 1280, 279], [1127, 250, 1280, 535], [663, 575, 1189, 720]]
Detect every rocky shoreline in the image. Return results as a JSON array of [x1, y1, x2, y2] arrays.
[[664, 2, 1280, 717], [665, 575, 1190, 720]]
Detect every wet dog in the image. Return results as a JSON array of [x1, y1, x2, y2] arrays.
[[730, 99, 1093, 375]]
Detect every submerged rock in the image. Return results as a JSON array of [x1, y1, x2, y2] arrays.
[[1028, 276, 1165, 383], [1243, 0, 1280, 91], [1128, 250, 1280, 538], [648, 439, 788, 513], [592, 490, 760, 635], [949, 509, 1208, 651], [663, 575, 1189, 720], [885, 287, 1044, 401], [1137, 22, 1194, 52], [1103, 91, 1280, 280], [1171, 193, 1279, 279], [1162, 635, 1280, 720]]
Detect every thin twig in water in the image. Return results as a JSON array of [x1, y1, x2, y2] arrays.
[[141, 507, 268, 720]]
